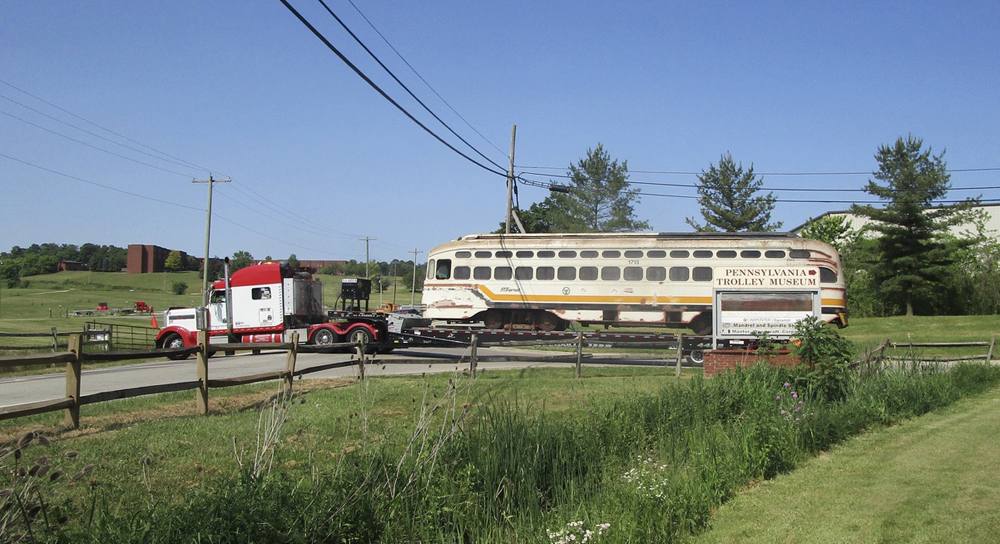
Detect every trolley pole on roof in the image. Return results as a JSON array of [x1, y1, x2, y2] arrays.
[[505, 124, 516, 234], [193, 175, 231, 307]]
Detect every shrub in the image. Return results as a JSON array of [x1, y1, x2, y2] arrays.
[[790, 316, 856, 401], [170, 281, 187, 295]]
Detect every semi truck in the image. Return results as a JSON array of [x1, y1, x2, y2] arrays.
[[154, 263, 388, 359], [154, 262, 712, 363]]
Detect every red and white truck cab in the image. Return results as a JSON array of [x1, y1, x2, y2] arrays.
[[155, 263, 379, 358]]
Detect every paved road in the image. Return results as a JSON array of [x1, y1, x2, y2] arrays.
[[0, 346, 601, 409]]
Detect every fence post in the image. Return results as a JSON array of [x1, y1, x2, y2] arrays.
[[675, 333, 684, 377], [51, 327, 59, 352], [987, 334, 996, 365], [284, 332, 299, 396], [64, 334, 82, 428], [469, 333, 478, 377], [196, 330, 209, 415], [576, 332, 583, 378]]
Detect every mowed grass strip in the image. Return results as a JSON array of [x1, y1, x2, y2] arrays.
[[693, 384, 1000, 544]]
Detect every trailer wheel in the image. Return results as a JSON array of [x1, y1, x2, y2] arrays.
[[162, 333, 189, 360], [349, 327, 376, 354], [687, 350, 705, 365], [312, 328, 336, 346]]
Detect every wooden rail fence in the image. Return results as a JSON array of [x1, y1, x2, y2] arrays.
[[0, 332, 371, 428], [867, 335, 997, 365]]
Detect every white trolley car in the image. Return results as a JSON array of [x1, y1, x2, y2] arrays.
[[421, 232, 847, 334]]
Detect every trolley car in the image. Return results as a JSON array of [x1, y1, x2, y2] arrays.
[[421, 232, 847, 334]]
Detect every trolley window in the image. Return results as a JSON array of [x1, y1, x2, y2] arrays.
[[716, 250, 737, 258], [434, 259, 451, 280], [602, 250, 621, 258], [580, 266, 599, 281], [765, 250, 786, 258], [669, 267, 690, 281], [496, 251, 513, 258], [740, 250, 761, 258], [624, 250, 644, 258], [453, 266, 471, 280], [670, 250, 690, 258], [624, 266, 643, 280], [647, 250, 666, 258], [475, 251, 492, 258], [693, 267, 713, 281], [558, 266, 577, 280], [820, 267, 838, 283], [537, 250, 555, 258], [646, 266, 667, 281], [473, 267, 491, 280], [694, 250, 713, 258], [559, 250, 577, 258], [581, 250, 599, 258], [790, 249, 811, 259], [601, 267, 621, 281], [427, 259, 435, 279], [515, 267, 533, 280], [516, 250, 534, 258], [494, 267, 513, 280], [537, 266, 555, 280], [455, 251, 471, 259]]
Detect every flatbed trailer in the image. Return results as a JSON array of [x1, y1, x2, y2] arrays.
[[327, 310, 719, 364]]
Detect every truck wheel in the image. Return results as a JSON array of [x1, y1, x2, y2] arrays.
[[312, 328, 335, 346], [349, 327, 376, 354], [162, 333, 190, 360]]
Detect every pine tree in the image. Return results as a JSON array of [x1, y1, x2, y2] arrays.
[[687, 153, 780, 232], [548, 144, 649, 232], [850, 135, 978, 316]]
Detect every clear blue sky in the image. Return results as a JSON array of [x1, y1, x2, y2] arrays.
[[2, 1, 998, 263]]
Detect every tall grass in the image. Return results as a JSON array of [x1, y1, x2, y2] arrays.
[[29, 362, 1000, 543]]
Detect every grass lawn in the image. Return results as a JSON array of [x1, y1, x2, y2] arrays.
[[692, 384, 1000, 544]]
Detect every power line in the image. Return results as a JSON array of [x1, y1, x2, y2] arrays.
[[0, 78, 223, 176], [277, 0, 506, 178], [516, 170, 1000, 194], [0, 93, 207, 175], [345, 0, 509, 159], [1, 109, 195, 178], [0, 152, 201, 211], [316, 0, 507, 172]]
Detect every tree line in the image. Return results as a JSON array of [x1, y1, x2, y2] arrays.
[[0, 243, 127, 287]]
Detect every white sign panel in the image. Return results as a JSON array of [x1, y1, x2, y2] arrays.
[[714, 267, 820, 289]]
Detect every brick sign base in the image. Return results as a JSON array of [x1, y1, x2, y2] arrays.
[[703, 350, 801, 377]]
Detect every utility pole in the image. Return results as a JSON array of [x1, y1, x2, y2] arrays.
[[193, 175, 231, 306], [409, 248, 423, 306], [505, 124, 516, 234], [359, 237, 376, 277]]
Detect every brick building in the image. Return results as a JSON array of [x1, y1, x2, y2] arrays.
[[127, 244, 190, 274]]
